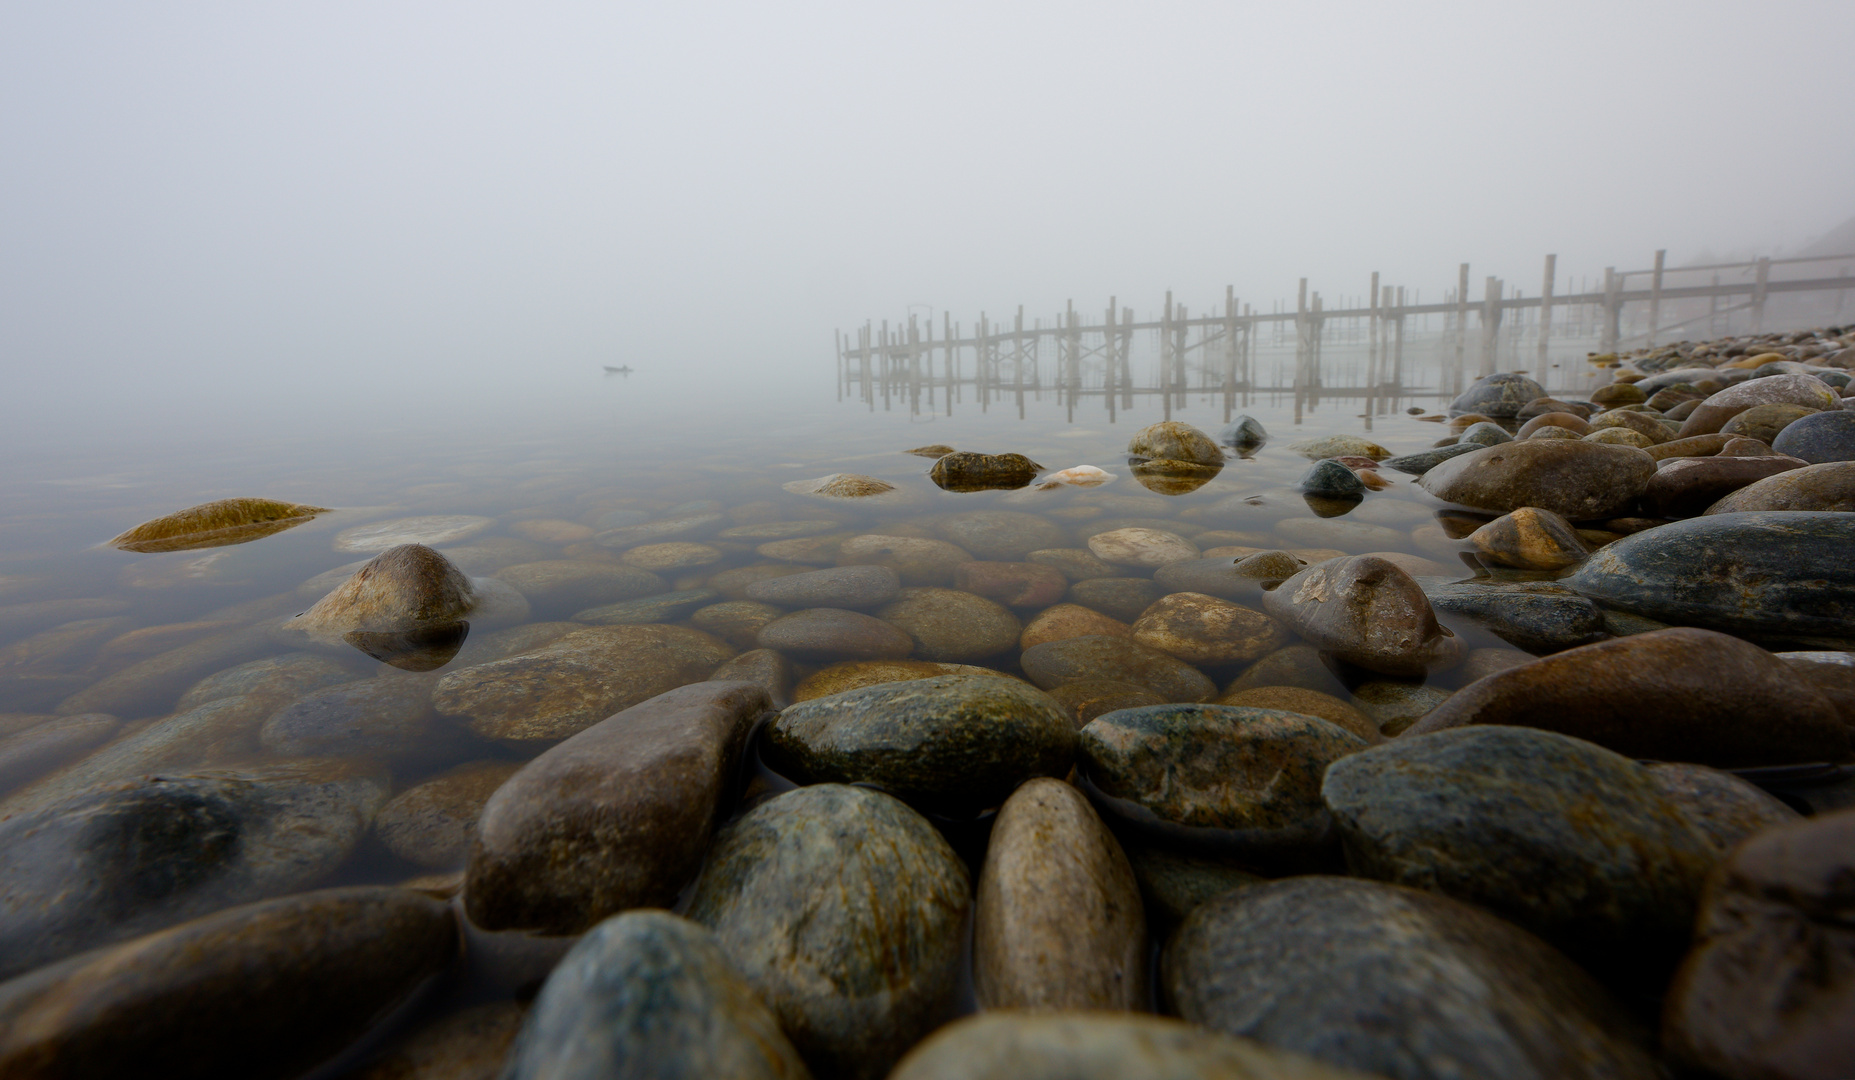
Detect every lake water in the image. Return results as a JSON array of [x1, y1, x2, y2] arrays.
[[0, 330, 1623, 1073]]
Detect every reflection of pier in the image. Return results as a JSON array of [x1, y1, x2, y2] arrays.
[[837, 251, 1855, 424]]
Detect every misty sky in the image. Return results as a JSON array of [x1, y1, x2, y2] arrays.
[[2, 0, 1851, 440]]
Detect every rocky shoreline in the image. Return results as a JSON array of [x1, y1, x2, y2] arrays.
[[0, 325, 1852, 1079]]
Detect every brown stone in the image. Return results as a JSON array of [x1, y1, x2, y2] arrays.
[[1405, 628, 1852, 767], [1418, 440, 1658, 520], [350, 1000, 527, 1080], [375, 761, 523, 869], [1019, 603, 1132, 650], [1468, 506, 1592, 570], [1646, 762, 1802, 854], [107, 497, 329, 554], [1045, 679, 1165, 727], [954, 562, 1068, 608], [1679, 374, 1842, 437], [708, 648, 794, 708], [1646, 432, 1735, 461], [1588, 408, 1673, 444], [1214, 685, 1378, 743], [755, 608, 914, 661], [1517, 412, 1592, 438], [878, 587, 1022, 662], [1720, 402, 1820, 445], [287, 544, 477, 642], [836, 534, 973, 585], [973, 778, 1146, 1011], [1642, 455, 1808, 518], [1589, 382, 1647, 407], [1706, 461, 1855, 514], [791, 659, 1014, 702], [1131, 593, 1289, 667], [466, 681, 771, 934], [1259, 556, 1461, 678], [1663, 810, 1855, 1079]]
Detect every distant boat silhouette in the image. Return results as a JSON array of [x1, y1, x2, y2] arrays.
[[604, 365, 633, 374]]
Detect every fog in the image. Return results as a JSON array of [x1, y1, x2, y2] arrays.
[[2, 1, 1851, 448]]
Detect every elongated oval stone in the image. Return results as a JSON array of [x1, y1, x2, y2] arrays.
[[108, 497, 330, 553], [1417, 440, 1656, 519], [467, 681, 771, 935], [0, 887, 456, 1080], [501, 910, 810, 1080], [763, 673, 1074, 816], [974, 778, 1145, 1011], [685, 785, 970, 1080]]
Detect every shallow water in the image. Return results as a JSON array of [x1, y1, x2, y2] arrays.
[[0, 334, 1620, 1070]]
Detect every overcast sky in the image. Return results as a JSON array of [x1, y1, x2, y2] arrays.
[[2, 0, 1851, 436]]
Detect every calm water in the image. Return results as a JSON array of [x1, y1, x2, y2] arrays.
[[0, 332, 1616, 1070]]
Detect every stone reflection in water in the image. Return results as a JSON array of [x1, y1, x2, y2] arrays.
[[343, 619, 469, 671]]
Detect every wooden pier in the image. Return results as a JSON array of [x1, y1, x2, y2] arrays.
[[838, 251, 1855, 423]]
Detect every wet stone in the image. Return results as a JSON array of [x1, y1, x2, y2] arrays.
[[1026, 547, 1119, 581], [1645, 762, 1802, 854], [1286, 435, 1391, 460], [496, 561, 666, 615], [1706, 460, 1855, 513], [1721, 402, 1819, 444], [1215, 685, 1379, 743], [1150, 555, 1290, 603], [934, 511, 1069, 559], [1273, 517, 1405, 551], [1381, 442, 1481, 475], [374, 760, 522, 870], [1019, 602, 1131, 650], [1164, 877, 1663, 1080], [0, 714, 123, 794], [1468, 506, 1592, 569], [836, 534, 972, 585], [286, 544, 479, 643], [952, 561, 1067, 608], [432, 625, 736, 744], [572, 586, 720, 624], [618, 542, 724, 572], [1021, 635, 1216, 702], [790, 659, 1013, 702], [1418, 440, 1658, 519], [764, 673, 1075, 816], [596, 505, 727, 549], [1679, 373, 1841, 437], [1453, 645, 1532, 684], [0, 760, 390, 981], [755, 534, 851, 565], [974, 778, 1146, 1010], [1131, 592, 1290, 667], [1219, 414, 1269, 450], [685, 784, 970, 1080], [708, 648, 795, 708], [1642, 454, 1807, 518], [1772, 407, 1855, 462], [1517, 411, 1592, 438], [743, 564, 901, 608], [174, 651, 353, 712], [1122, 844, 1265, 927], [716, 518, 842, 541], [782, 473, 895, 497], [259, 675, 438, 759], [1127, 421, 1223, 466], [1223, 644, 1349, 699], [1323, 726, 1718, 974], [504, 912, 808, 1080], [1565, 511, 1855, 644], [878, 587, 1022, 662], [1456, 421, 1513, 447], [1299, 459, 1364, 497], [1350, 680, 1451, 737], [1261, 556, 1460, 677], [687, 600, 784, 648], [351, 1000, 527, 1080], [1046, 678, 1164, 727], [57, 629, 272, 718], [1406, 628, 1850, 766], [1588, 407, 1675, 444], [1449, 371, 1548, 418], [1423, 580, 1610, 655], [928, 453, 1042, 492], [1086, 526, 1201, 568], [333, 515, 495, 553], [1662, 810, 1855, 1080], [468, 681, 769, 934], [1081, 704, 1366, 865]]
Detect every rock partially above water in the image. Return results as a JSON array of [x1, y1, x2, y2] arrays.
[[1449, 371, 1547, 418], [467, 681, 770, 934], [1705, 461, 1855, 513], [1565, 511, 1855, 644], [0, 886, 457, 1080], [1128, 421, 1223, 466], [782, 473, 897, 497], [1404, 628, 1850, 767], [929, 452, 1043, 491], [1260, 556, 1459, 677], [1418, 440, 1656, 519], [685, 785, 969, 1080], [286, 544, 477, 643], [763, 674, 1075, 816], [108, 497, 331, 553], [1163, 876, 1663, 1080], [1219, 415, 1268, 451], [500, 910, 810, 1080], [1642, 455, 1807, 518]]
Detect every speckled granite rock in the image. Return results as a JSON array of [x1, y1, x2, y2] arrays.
[[789, 659, 1014, 702], [466, 681, 770, 934], [1081, 704, 1365, 865], [1663, 810, 1855, 1080], [0, 760, 389, 980], [1047, 678, 1165, 727], [1467, 507, 1591, 570], [432, 625, 735, 743], [1449, 372, 1546, 419], [764, 674, 1075, 816], [1164, 876, 1662, 1080], [685, 785, 969, 1080], [1323, 726, 1718, 974], [0, 886, 456, 1080], [929, 453, 1042, 491], [500, 910, 810, 1080], [890, 1012, 1378, 1080], [974, 778, 1145, 1010]]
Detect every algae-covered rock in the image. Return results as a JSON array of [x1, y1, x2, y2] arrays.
[[108, 498, 331, 553]]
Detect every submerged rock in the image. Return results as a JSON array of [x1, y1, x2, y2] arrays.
[[333, 515, 494, 553], [0, 886, 456, 1080], [467, 681, 770, 934], [877, 587, 1022, 662], [1020, 635, 1216, 702], [782, 473, 897, 497], [0, 760, 389, 981], [500, 910, 810, 1080], [763, 674, 1074, 816], [108, 497, 330, 553], [1164, 877, 1663, 1080], [374, 760, 522, 869], [1130, 592, 1290, 667], [685, 785, 970, 1080], [756, 607, 915, 660]]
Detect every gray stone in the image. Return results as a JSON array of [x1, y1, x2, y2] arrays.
[[373, 760, 522, 869], [1163, 876, 1663, 1080], [1642, 455, 1808, 518], [1323, 726, 1719, 971], [467, 681, 770, 934], [500, 910, 809, 1080], [686, 785, 970, 1080], [1705, 461, 1855, 513], [1422, 580, 1610, 655], [756, 607, 915, 660], [1457, 421, 1513, 447], [0, 714, 121, 794], [1449, 372, 1547, 418], [571, 587, 720, 625], [1218, 415, 1268, 451], [1068, 576, 1164, 622], [743, 565, 901, 608], [349, 1000, 526, 1080], [1381, 443, 1481, 476], [1772, 408, 1855, 462], [934, 511, 1068, 558], [1565, 511, 1855, 644], [0, 886, 456, 1080], [1299, 460, 1364, 497], [496, 560, 666, 616], [0, 760, 389, 980], [259, 675, 438, 759], [764, 674, 1074, 816], [55, 629, 272, 718], [1645, 762, 1802, 854], [836, 534, 973, 585], [877, 587, 1022, 662]]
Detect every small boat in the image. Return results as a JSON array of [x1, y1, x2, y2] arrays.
[[604, 365, 634, 374]]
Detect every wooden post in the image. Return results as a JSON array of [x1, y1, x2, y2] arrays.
[[1014, 305, 1026, 420], [944, 311, 954, 415], [1454, 263, 1470, 387], [1104, 298, 1118, 423], [1479, 277, 1502, 376], [1121, 305, 1134, 410], [1752, 257, 1771, 331], [1709, 272, 1721, 338], [1601, 268, 1622, 353], [1538, 253, 1556, 359], [1393, 286, 1406, 388], [1647, 249, 1666, 346], [1368, 270, 1381, 390]]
